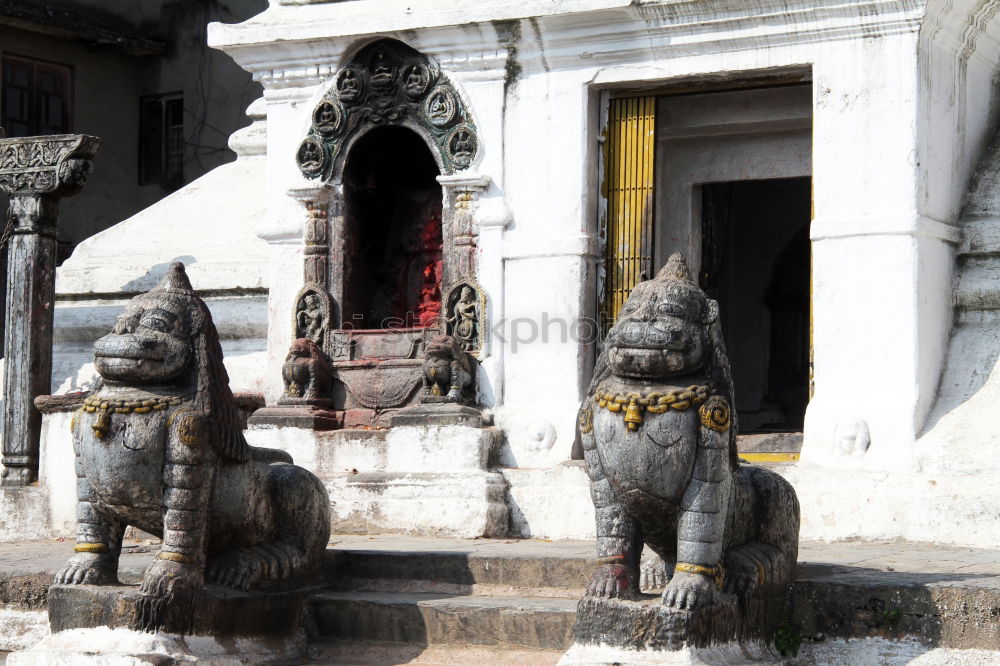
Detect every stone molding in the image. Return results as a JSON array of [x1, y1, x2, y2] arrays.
[[810, 214, 962, 244], [211, 1, 925, 83]]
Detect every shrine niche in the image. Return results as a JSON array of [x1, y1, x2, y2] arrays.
[[287, 38, 490, 428], [340, 126, 442, 331], [296, 39, 478, 180]]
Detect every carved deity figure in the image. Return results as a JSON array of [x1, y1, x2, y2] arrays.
[[55, 263, 331, 631], [371, 50, 394, 88], [421, 335, 474, 404], [282, 338, 333, 402], [427, 90, 453, 124], [448, 286, 478, 351], [579, 253, 799, 611], [337, 69, 361, 101], [314, 101, 339, 134], [296, 293, 325, 347], [403, 64, 427, 97], [451, 129, 474, 161], [298, 140, 323, 172]]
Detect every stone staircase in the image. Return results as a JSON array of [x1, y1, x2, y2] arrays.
[[3, 537, 1000, 663], [305, 537, 589, 664]]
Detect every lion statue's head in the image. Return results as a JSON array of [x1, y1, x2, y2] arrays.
[[603, 253, 720, 381], [286, 337, 324, 363], [589, 252, 737, 462], [424, 334, 472, 373], [92, 261, 252, 461]]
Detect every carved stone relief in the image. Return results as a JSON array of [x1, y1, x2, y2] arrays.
[[296, 39, 479, 180], [444, 279, 485, 355], [292, 283, 333, 349]]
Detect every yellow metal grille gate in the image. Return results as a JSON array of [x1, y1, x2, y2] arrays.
[[601, 96, 656, 334]]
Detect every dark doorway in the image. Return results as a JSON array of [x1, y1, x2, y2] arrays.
[[342, 126, 443, 329], [700, 177, 811, 433]]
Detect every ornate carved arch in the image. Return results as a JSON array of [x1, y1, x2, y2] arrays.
[[296, 39, 479, 180]]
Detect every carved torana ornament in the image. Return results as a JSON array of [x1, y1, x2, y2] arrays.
[[573, 253, 800, 649], [296, 40, 479, 180]]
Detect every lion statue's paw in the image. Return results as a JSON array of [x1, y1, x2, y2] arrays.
[[639, 552, 669, 592], [586, 564, 638, 599], [54, 553, 119, 586], [662, 571, 719, 610], [205, 549, 267, 591]]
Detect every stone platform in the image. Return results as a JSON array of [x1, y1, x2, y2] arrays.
[[245, 425, 508, 538], [0, 537, 999, 663]]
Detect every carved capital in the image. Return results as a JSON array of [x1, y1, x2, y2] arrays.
[[0, 134, 101, 198], [437, 173, 491, 211]]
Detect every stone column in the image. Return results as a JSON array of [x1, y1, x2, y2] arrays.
[[0, 134, 100, 485], [437, 174, 490, 286]]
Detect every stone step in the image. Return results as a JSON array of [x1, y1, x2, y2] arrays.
[[325, 535, 592, 597], [308, 591, 578, 651], [305, 641, 565, 665], [4, 538, 1000, 656]]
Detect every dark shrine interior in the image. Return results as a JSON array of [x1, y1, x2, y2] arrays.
[[700, 177, 812, 434], [342, 126, 443, 330]]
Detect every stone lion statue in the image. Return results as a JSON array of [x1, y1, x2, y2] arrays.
[[55, 262, 330, 630], [282, 337, 333, 401], [421, 334, 474, 404], [579, 253, 799, 610]]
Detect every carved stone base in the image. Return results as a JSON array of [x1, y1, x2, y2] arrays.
[[247, 405, 343, 430], [389, 403, 484, 428], [47, 583, 307, 638], [571, 592, 786, 652]]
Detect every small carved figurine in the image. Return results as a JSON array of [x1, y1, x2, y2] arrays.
[[448, 286, 478, 351], [296, 292, 326, 347], [451, 129, 474, 161], [579, 253, 799, 611], [421, 334, 475, 404], [282, 337, 333, 401], [55, 263, 331, 631]]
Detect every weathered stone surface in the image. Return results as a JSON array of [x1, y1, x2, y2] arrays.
[[248, 405, 344, 430], [310, 591, 576, 650], [53, 262, 330, 633], [572, 593, 786, 651], [329, 470, 508, 538], [48, 584, 305, 638], [390, 403, 484, 427], [575, 253, 800, 647]]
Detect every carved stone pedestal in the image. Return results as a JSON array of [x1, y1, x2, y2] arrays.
[[565, 592, 787, 660], [248, 399, 344, 431], [8, 584, 307, 665], [389, 403, 484, 427]]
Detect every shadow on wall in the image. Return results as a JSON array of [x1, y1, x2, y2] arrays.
[[120, 256, 197, 293]]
